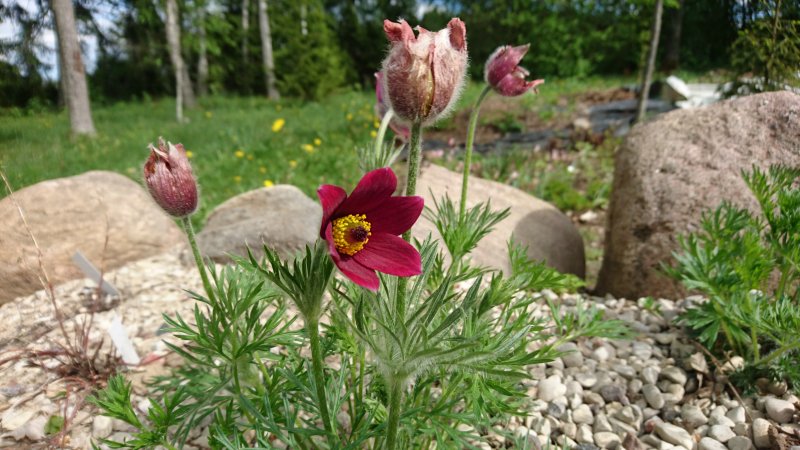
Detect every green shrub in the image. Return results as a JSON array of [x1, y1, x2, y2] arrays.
[[667, 165, 800, 387]]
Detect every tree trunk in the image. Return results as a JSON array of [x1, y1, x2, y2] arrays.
[[197, 7, 209, 97], [241, 0, 249, 62], [661, 0, 684, 73], [165, 0, 195, 121], [636, 0, 664, 123], [51, 0, 96, 135], [258, 0, 279, 100]]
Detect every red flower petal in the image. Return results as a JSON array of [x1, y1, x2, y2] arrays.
[[364, 196, 424, 235], [317, 184, 347, 237], [324, 223, 380, 291], [353, 232, 421, 277], [337, 168, 397, 216]]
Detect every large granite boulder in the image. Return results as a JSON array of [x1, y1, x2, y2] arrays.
[[412, 163, 585, 277], [596, 91, 800, 299], [194, 185, 321, 262], [0, 171, 185, 305]]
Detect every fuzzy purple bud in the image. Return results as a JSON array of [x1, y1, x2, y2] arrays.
[[485, 44, 544, 97], [144, 138, 198, 218], [374, 72, 410, 140], [380, 18, 468, 125]]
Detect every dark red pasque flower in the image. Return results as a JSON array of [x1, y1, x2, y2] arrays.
[[144, 138, 198, 218], [485, 44, 544, 97], [317, 168, 423, 291]]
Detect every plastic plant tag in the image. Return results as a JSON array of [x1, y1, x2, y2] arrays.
[[107, 315, 140, 365], [72, 251, 121, 297]]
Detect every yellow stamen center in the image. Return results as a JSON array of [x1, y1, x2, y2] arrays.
[[332, 214, 372, 256]]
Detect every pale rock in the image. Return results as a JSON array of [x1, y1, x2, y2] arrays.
[[751, 418, 770, 449], [709, 415, 736, 428], [643, 384, 665, 409], [576, 372, 599, 388], [559, 342, 584, 367], [699, 437, 728, 450], [562, 422, 578, 440], [765, 397, 795, 423], [733, 422, 749, 437], [577, 424, 594, 444], [584, 391, 606, 406], [573, 404, 594, 424], [592, 345, 612, 362], [566, 380, 584, 397], [594, 413, 614, 433], [641, 366, 660, 385], [727, 436, 754, 450], [538, 375, 567, 402], [629, 379, 643, 394], [682, 404, 709, 427], [655, 421, 695, 449], [661, 366, 688, 386], [594, 431, 621, 448], [530, 416, 551, 437], [615, 364, 637, 380], [726, 406, 746, 424], [708, 425, 735, 443], [10, 415, 47, 441], [92, 415, 113, 438], [415, 164, 586, 276], [632, 342, 654, 361]]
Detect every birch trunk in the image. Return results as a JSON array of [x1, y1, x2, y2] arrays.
[[197, 7, 209, 97], [51, 0, 96, 135], [258, 0, 279, 100], [241, 0, 249, 62], [165, 0, 196, 121], [636, 0, 664, 123]]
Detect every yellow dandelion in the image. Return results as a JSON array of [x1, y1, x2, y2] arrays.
[[289, 160, 298, 168], [313, 138, 322, 146], [263, 180, 274, 188], [272, 118, 286, 132], [247, 154, 254, 161], [374, 120, 381, 128], [233, 175, 242, 183], [346, 113, 353, 121], [235, 150, 245, 158], [204, 111, 213, 119], [186, 150, 194, 158], [302, 144, 315, 153], [259, 166, 267, 174], [370, 130, 377, 138]]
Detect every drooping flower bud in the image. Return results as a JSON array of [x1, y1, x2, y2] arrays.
[[485, 44, 544, 97], [380, 18, 468, 125], [143, 137, 198, 218], [374, 72, 410, 140]]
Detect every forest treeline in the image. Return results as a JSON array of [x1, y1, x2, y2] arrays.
[[1, 0, 799, 109]]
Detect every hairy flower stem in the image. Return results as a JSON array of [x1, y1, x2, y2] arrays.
[[460, 85, 492, 220], [385, 378, 404, 450], [307, 319, 335, 439], [181, 217, 216, 303], [396, 120, 423, 318], [374, 109, 395, 156]]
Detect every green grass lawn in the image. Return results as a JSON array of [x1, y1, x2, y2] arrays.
[[0, 91, 381, 226]]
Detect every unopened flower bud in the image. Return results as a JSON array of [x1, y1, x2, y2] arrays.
[[485, 44, 544, 97], [144, 138, 198, 217], [380, 18, 468, 125]]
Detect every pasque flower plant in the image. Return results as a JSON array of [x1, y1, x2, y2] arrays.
[[92, 17, 626, 450]]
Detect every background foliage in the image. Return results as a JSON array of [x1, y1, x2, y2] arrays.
[[2, 0, 799, 109]]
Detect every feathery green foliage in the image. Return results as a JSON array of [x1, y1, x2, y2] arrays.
[[668, 165, 800, 387]]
